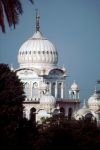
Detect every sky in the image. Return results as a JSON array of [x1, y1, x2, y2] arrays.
[[0, 0, 100, 107]]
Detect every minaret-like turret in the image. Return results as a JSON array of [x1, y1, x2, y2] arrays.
[[69, 80, 80, 99]]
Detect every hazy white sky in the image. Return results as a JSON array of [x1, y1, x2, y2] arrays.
[[0, 0, 100, 106]]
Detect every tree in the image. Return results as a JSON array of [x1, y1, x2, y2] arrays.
[[17, 118, 38, 150], [0, 0, 33, 33], [34, 114, 100, 150], [0, 63, 25, 149]]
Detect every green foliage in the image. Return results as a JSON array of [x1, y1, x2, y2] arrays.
[[0, 64, 25, 124], [17, 118, 38, 150], [0, 63, 25, 149], [34, 114, 100, 150]]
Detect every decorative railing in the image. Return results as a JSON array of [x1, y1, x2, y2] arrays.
[[24, 97, 40, 102], [56, 98, 81, 102], [24, 97, 81, 102]]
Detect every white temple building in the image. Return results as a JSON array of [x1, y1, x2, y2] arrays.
[[11, 11, 100, 124], [13, 11, 80, 122]]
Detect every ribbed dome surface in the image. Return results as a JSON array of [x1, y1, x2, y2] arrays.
[[88, 91, 100, 106], [40, 91, 56, 104], [88, 93, 100, 104], [88, 88, 100, 110], [77, 100, 91, 116], [77, 106, 91, 116], [18, 31, 58, 70]]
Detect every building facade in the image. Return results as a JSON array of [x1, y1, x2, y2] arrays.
[[14, 12, 81, 121]]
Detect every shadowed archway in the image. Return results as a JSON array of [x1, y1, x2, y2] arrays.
[[30, 107, 36, 122], [60, 107, 65, 115]]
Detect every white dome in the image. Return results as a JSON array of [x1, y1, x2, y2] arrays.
[[88, 87, 100, 111], [18, 31, 58, 70], [40, 91, 56, 104], [77, 100, 91, 116], [77, 106, 91, 116], [71, 80, 78, 91]]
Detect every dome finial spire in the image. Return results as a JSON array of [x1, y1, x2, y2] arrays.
[[94, 86, 96, 93], [35, 9, 40, 31]]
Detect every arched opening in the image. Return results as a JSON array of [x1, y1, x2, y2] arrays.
[[52, 83, 55, 97], [24, 82, 30, 97], [68, 107, 73, 120], [58, 83, 61, 98], [85, 113, 92, 121], [30, 107, 36, 122], [32, 82, 38, 96], [60, 107, 65, 115]]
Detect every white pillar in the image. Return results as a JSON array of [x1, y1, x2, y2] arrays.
[[55, 81, 57, 98], [30, 80, 32, 98], [49, 82, 51, 94], [69, 90, 71, 99], [78, 92, 80, 99], [61, 83, 63, 98]]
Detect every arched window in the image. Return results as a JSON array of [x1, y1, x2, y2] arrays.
[[60, 107, 65, 115], [32, 82, 38, 96], [52, 83, 55, 97], [68, 107, 73, 120], [24, 82, 30, 97], [58, 83, 61, 98], [85, 113, 92, 119]]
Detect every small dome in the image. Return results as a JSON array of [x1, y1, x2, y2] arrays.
[[71, 80, 78, 91], [77, 100, 91, 116], [88, 87, 100, 111], [77, 107, 91, 116], [40, 90, 56, 104]]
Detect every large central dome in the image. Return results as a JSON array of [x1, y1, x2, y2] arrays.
[[18, 13, 58, 70]]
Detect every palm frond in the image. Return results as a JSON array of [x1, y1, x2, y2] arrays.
[[29, 0, 34, 4], [0, 1, 5, 33], [0, 0, 33, 33], [1, 0, 23, 31]]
